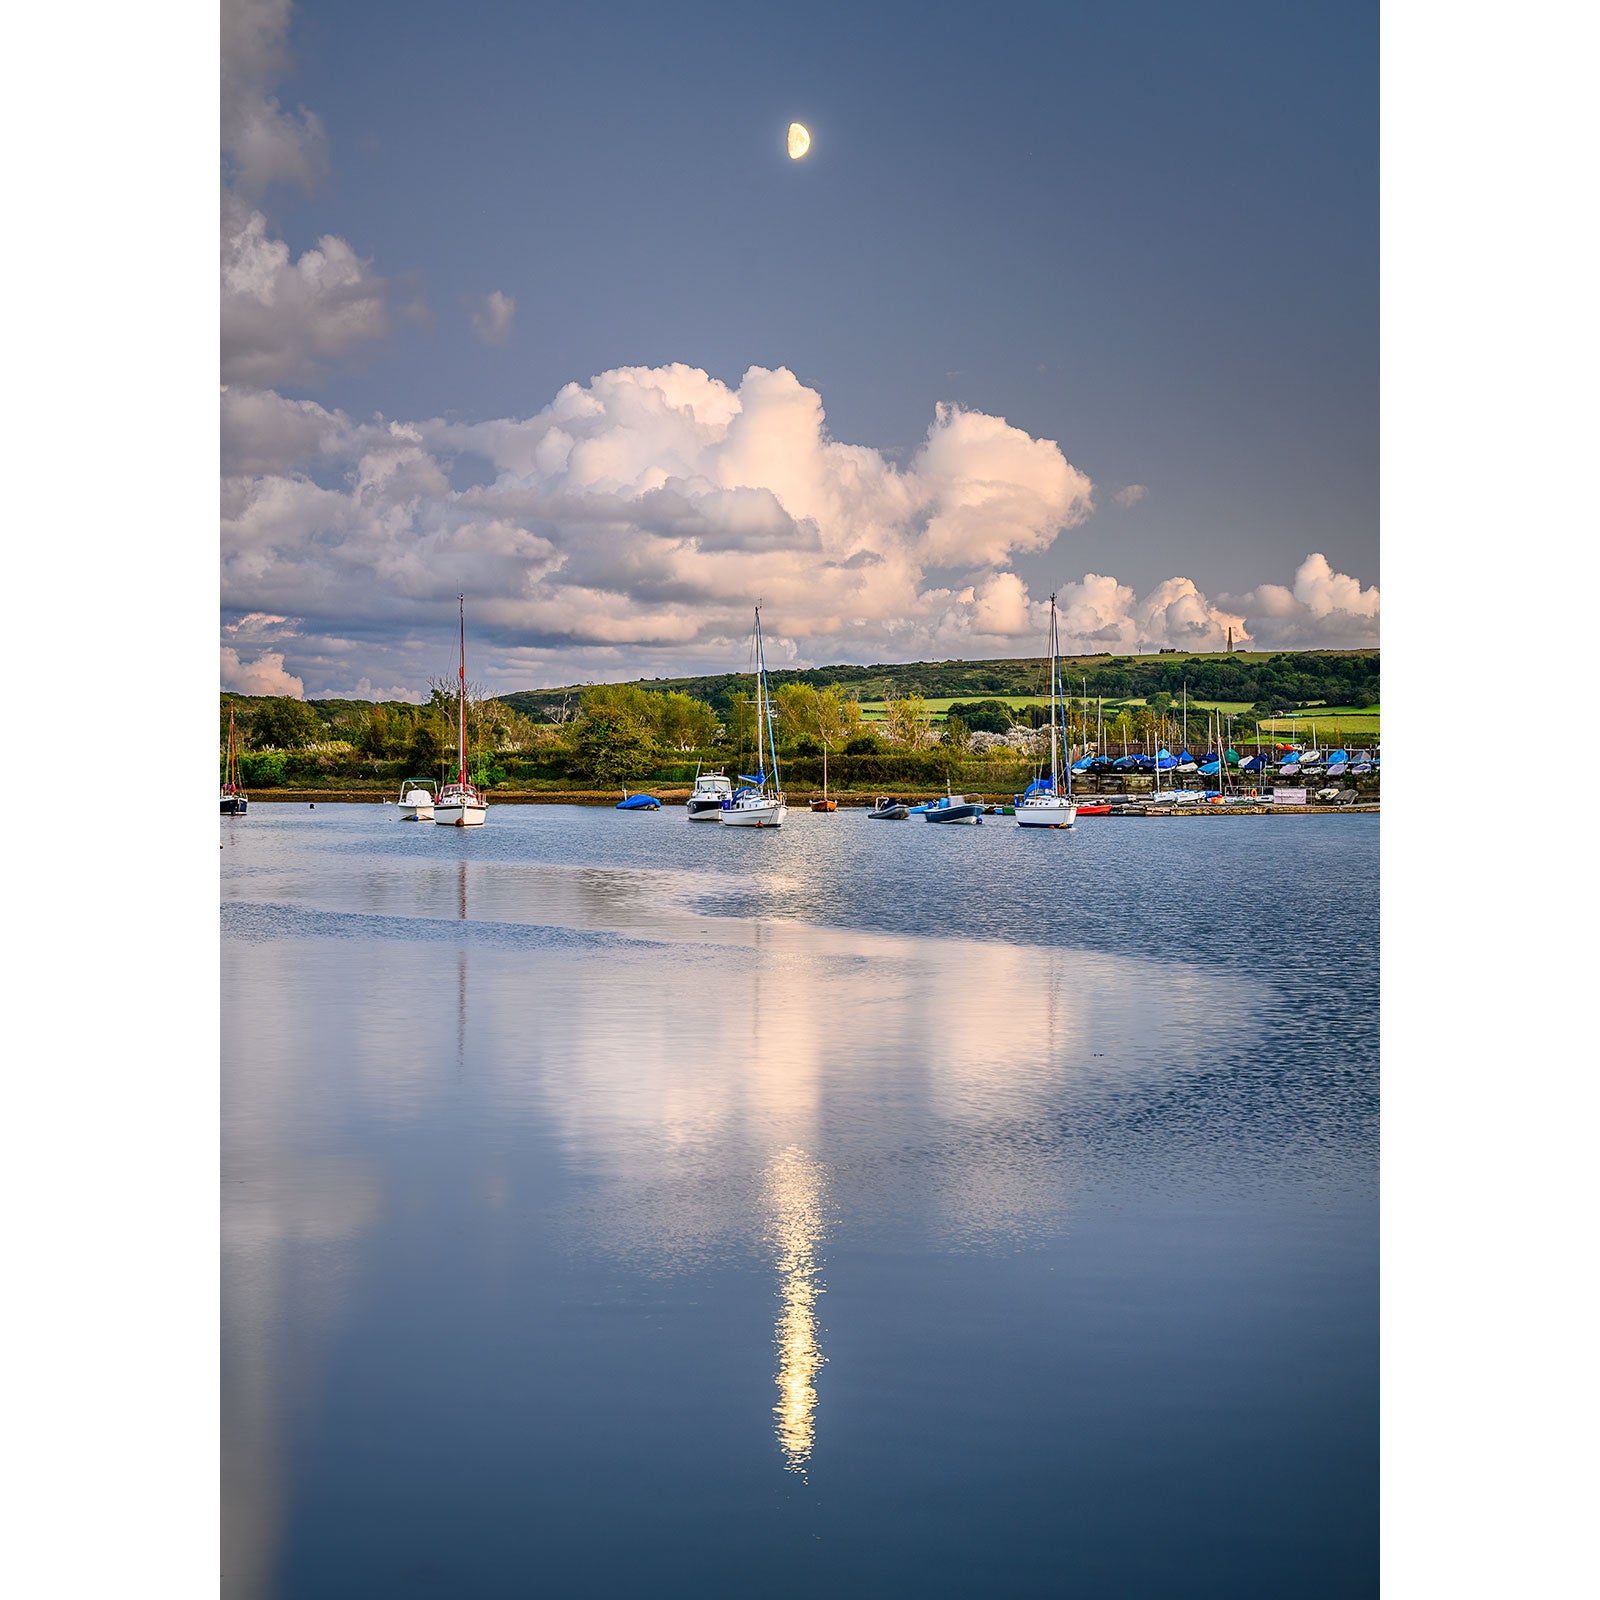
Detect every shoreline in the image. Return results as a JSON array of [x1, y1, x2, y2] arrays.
[[243, 788, 1379, 815]]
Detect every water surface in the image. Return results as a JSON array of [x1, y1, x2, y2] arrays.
[[223, 804, 1377, 1597]]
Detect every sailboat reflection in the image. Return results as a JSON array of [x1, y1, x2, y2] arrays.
[[766, 1146, 828, 1474]]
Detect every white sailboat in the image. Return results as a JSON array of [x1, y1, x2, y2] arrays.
[[720, 605, 788, 827], [434, 594, 488, 827], [1015, 592, 1078, 829]]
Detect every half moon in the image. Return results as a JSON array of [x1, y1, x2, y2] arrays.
[[787, 122, 811, 160]]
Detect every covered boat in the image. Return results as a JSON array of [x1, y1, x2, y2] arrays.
[[616, 791, 660, 810]]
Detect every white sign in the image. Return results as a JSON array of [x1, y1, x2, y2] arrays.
[[1273, 787, 1307, 805]]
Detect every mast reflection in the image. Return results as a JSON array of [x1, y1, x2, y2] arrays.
[[766, 1146, 827, 1474]]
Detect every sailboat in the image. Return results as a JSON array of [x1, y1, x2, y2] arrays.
[[810, 741, 836, 812], [434, 594, 488, 827], [1015, 593, 1078, 828], [220, 704, 248, 816], [720, 605, 788, 827]]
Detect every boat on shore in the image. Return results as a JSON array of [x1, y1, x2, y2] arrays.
[[397, 778, 435, 821], [435, 595, 487, 827], [720, 606, 787, 828], [220, 705, 249, 816]]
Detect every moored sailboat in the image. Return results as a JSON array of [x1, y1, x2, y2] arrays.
[[434, 594, 487, 827], [1015, 592, 1077, 829], [720, 605, 787, 827], [220, 704, 248, 816]]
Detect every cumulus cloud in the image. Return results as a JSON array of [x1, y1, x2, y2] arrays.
[[221, 194, 390, 385], [1223, 553, 1380, 649], [220, 0, 394, 384], [1113, 484, 1147, 508], [469, 290, 516, 346], [219, 362, 1375, 695], [221, 647, 305, 697], [221, 0, 326, 197]]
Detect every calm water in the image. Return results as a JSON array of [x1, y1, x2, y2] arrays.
[[222, 804, 1378, 1598]]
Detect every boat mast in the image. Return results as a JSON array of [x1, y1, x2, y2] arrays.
[[756, 605, 780, 793], [1048, 593, 1060, 793], [457, 593, 468, 786]]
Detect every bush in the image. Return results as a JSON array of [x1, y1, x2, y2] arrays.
[[239, 751, 288, 787], [844, 734, 881, 755]]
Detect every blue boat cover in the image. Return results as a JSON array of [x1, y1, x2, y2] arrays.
[[1328, 749, 1349, 764], [1112, 754, 1139, 769], [616, 793, 660, 809], [1022, 777, 1057, 797], [1198, 759, 1221, 775], [738, 772, 764, 785], [1240, 755, 1265, 772], [1071, 756, 1095, 771]]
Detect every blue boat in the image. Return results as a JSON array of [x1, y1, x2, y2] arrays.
[[922, 791, 984, 824], [616, 791, 660, 810]]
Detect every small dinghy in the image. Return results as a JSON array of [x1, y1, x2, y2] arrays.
[[616, 790, 660, 810], [868, 796, 909, 820], [1074, 803, 1111, 816]]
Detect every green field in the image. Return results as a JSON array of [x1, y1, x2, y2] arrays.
[[857, 695, 1367, 728]]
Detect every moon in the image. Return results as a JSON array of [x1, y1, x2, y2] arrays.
[[787, 122, 811, 160]]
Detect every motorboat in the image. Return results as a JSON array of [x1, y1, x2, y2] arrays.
[[922, 791, 984, 824], [397, 778, 436, 820], [686, 768, 733, 820], [720, 606, 788, 828], [435, 595, 487, 827], [867, 796, 909, 820]]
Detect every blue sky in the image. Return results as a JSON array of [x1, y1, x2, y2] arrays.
[[222, 0, 1379, 698]]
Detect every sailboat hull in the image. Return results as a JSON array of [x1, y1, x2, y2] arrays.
[[719, 798, 787, 827], [435, 798, 487, 827], [1016, 797, 1078, 828]]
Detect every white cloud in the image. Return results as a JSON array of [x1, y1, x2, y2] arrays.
[[1223, 553, 1380, 649], [220, 1, 395, 384], [1113, 484, 1147, 508], [218, 363, 1375, 696], [220, 647, 305, 697], [469, 290, 516, 346], [221, 195, 390, 385], [221, 0, 326, 197]]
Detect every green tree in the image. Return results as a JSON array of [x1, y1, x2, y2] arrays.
[[405, 718, 450, 774], [655, 691, 719, 750], [573, 711, 659, 786], [882, 694, 934, 749], [249, 697, 321, 749]]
